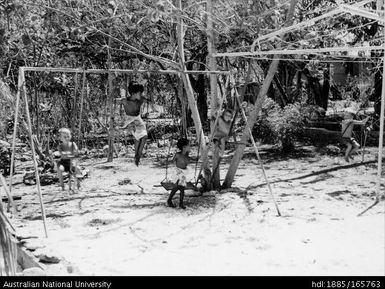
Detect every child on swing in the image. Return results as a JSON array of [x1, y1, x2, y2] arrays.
[[167, 138, 192, 209], [212, 108, 233, 157], [56, 128, 82, 190], [116, 81, 148, 166], [341, 110, 370, 162]]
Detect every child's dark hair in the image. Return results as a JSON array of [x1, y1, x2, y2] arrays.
[[223, 108, 234, 115], [128, 81, 144, 94], [176, 138, 189, 151]]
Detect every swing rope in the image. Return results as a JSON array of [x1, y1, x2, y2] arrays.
[[163, 139, 173, 182]]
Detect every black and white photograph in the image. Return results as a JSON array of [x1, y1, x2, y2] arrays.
[[0, 0, 384, 280]]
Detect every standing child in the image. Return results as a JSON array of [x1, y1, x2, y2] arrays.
[[57, 128, 81, 190], [167, 138, 192, 209], [341, 110, 370, 162], [212, 108, 233, 156], [116, 81, 148, 166]]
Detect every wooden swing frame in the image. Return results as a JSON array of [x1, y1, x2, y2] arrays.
[[213, 0, 385, 216], [6, 66, 231, 237], [3, 0, 383, 240]]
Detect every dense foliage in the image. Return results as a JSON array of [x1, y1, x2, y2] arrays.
[[0, 0, 383, 149]]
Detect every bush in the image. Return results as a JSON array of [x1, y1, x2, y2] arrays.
[[253, 99, 305, 152], [253, 98, 281, 144]]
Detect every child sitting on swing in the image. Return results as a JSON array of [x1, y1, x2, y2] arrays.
[[56, 128, 82, 190], [212, 108, 233, 157], [167, 138, 192, 209], [341, 110, 370, 162]]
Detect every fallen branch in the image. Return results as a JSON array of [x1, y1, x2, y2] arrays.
[[250, 158, 379, 188], [357, 197, 383, 217]]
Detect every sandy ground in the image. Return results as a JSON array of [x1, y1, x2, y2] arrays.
[[3, 144, 385, 276]]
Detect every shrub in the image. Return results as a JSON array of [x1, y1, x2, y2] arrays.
[[253, 99, 305, 152], [253, 98, 281, 144]]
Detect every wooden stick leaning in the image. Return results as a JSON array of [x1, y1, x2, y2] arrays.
[[78, 71, 86, 145], [358, 46, 385, 216], [0, 178, 17, 234], [233, 87, 282, 217], [0, 174, 17, 221], [8, 69, 23, 200], [20, 69, 48, 237]]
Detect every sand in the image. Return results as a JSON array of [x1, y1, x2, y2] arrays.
[[3, 145, 384, 276]]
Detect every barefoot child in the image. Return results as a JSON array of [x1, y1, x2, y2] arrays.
[[116, 81, 148, 166], [167, 138, 192, 209], [341, 110, 370, 162], [212, 108, 233, 156], [56, 128, 81, 190]]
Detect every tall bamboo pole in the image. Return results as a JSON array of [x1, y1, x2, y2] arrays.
[[21, 68, 48, 237], [207, 0, 221, 188], [375, 50, 385, 199], [207, 0, 218, 112], [8, 68, 23, 200], [358, 31, 385, 216], [72, 72, 79, 135], [107, 30, 114, 162], [78, 71, 86, 148]]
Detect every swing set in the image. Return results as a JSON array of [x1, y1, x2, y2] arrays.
[[5, 66, 230, 237], [3, 0, 384, 241]]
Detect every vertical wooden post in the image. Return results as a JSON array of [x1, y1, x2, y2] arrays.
[[372, 31, 384, 202], [177, 0, 209, 181], [207, 0, 221, 189], [78, 71, 86, 148], [377, 0, 384, 15], [72, 72, 79, 135], [9, 68, 23, 197], [33, 72, 40, 141], [107, 32, 115, 162], [207, 0, 218, 112], [178, 76, 187, 137], [375, 56, 384, 201], [21, 68, 48, 237], [358, 15, 385, 216]]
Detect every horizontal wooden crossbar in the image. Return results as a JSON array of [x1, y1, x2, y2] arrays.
[[21, 67, 231, 75], [214, 45, 385, 58]]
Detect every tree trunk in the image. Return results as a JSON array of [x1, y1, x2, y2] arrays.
[[222, 60, 279, 188], [177, 0, 210, 185], [303, 68, 322, 107], [207, 0, 220, 189], [321, 64, 330, 110], [223, 0, 298, 188], [374, 62, 383, 121], [273, 75, 288, 107], [195, 74, 208, 128]]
